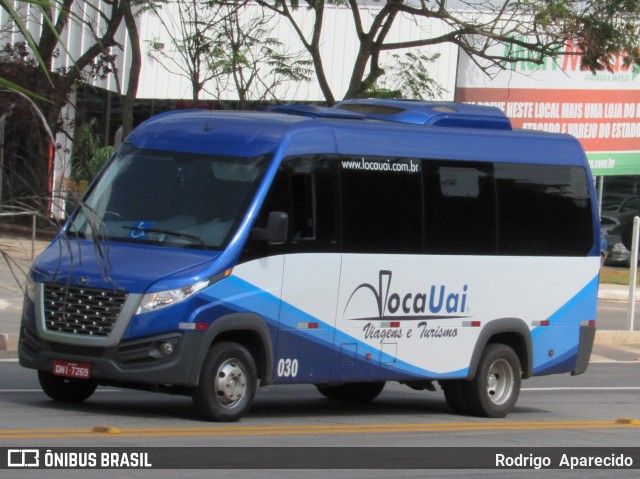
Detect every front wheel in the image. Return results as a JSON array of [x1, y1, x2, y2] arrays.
[[38, 371, 98, 403], [316, 382, 385, 402], [193, 342, 257, 422], [465, 343, 521, 418]]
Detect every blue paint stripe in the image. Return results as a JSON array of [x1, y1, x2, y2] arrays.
[[204, 275, 466, 378], [531, 274, 598, 373], [202, 274, 598, 379]]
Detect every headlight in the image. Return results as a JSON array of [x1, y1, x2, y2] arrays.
[[136, 269, 232, 315], [137, 279, 210, 314], [25, 275, 36, 302]]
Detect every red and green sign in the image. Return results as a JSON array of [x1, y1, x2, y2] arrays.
[[455, 40, 640, 176]]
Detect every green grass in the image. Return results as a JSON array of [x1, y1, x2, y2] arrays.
[[600, 267, 640, 285]]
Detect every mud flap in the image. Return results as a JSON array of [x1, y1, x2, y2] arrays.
[[572, 324, 596, 376]]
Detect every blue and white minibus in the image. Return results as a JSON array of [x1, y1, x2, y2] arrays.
[[19, 99, 600, 421]]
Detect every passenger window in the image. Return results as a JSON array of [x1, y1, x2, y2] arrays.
[[341, 157, 423, 254], [495, 163, 593, 256], [424, 162, 496, 255]]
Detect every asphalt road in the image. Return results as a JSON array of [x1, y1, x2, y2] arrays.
[[597, 300, 640, 330], [0, 356, 639, 478]]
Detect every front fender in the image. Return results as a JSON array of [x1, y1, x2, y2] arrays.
[[188, 313, 274, 386]]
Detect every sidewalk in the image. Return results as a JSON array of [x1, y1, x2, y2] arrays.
[[1, 232, 640, 354], [598, 282, 640, 302], [0, 233, 49, 351]]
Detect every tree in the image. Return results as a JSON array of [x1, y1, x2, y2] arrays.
[[70, 118, 113, 184], [209, 5, 313, 109], [254, 0, 640, 103], [0, 0, 62, 100], [121, 0, 142, 138], [1, 0, 126, 205], [147, 1, 312, 108], [365, 51, 446, 100], [31, 0, 125, 135], [146, 0, 242, 105]]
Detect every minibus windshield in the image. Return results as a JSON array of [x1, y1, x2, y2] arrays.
[[68, 145, 270, 250]]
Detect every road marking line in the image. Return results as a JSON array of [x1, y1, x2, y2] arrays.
[[522, 387, 640, 391], [0, 420, 637, 439], [0, 389, 41, 393], [0, 359, 19, 362], [591, 360, 640, 364], [0, 389, 122, 393], [617, 418, 640, 425]]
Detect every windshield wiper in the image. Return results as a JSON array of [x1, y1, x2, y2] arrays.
[[122, 226, 205, 245], [66, 229, 86, 239]]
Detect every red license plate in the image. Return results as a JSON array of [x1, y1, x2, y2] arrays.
[[53, 359, 92, 379]]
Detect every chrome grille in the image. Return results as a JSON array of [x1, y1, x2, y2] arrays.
[[43, 284, 128, 336]]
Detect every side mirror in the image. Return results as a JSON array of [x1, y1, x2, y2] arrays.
[[252, 211, 288, 245]]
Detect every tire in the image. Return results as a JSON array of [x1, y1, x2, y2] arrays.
[[38, 371, 98, 403], [316, 382, 385, 402], [193, 342, 257, 422], [466, 343, 521, 418], [441, 380, 471, 415]]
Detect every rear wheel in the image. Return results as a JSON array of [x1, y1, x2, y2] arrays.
[[441, 380, 470, 415], [193, 342, 257, 422], [465, 344, 521, 418], [38, 371, 98, 403], [316, 382, 385, 402]]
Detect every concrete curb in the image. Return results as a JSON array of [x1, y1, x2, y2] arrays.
[[598, 285, 640, 303], [0, 333, 18, 351], [595, 330, 640, 346]]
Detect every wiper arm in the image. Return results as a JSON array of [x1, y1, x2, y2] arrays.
[[122, 226, 205, 245], [66, 229, 86, 239]]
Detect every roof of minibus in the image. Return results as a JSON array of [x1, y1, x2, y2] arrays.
[[125, 108, 588, 167]]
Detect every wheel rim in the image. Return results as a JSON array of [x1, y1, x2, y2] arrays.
[[485, 358, 514, 406], [214, 358, 247, 409]]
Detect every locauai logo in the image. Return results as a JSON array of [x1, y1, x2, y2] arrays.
[[343, 270, 470, 322]]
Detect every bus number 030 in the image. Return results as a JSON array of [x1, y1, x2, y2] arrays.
[[277, 358, 299, 377]]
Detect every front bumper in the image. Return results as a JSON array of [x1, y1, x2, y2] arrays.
[[18, 322, 206, 387]]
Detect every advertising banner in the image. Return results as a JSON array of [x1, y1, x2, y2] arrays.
[[455, 40, 640, 176]]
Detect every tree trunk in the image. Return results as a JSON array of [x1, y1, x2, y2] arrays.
[[121, 0, 142, 139]]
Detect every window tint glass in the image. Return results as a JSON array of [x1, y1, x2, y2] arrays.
[[291, 158, 339, 251], [70, 145, 268, 250], [341, 157, 423, 253], [424, 162, 496, 254], [242, 154, 593, 260], [495, 163, 593, 255], [241, 156, 339, 260]]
